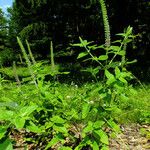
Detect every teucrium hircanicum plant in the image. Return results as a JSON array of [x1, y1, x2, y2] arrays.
[[71, 0, 137, 149], [17, 37, 38, 88]]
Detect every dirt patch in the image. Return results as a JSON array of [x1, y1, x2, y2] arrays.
[[109, 124, 150, 150]]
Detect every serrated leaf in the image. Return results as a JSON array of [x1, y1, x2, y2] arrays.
[[82, 103, 90, 119], [94, 130, 109, 145], [50, 116, 65, 124], [98, 55, 108, 61], [77, 52, 88, 59]]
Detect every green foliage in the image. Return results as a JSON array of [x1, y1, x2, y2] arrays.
[[0, 1, 149, 149]]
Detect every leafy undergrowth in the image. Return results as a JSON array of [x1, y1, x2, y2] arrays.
[[0, 27, 150, 149], [0, 80, 149, 149]]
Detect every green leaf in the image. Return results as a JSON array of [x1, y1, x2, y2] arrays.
[[0, 110, 14, 121], [115, 67, 120, 78], [105, 70, 114, 79], [101, 145, 109, 150], [98, 55, 108, 61], [79, 37, 92, 46], [0, 126, 7, 140], [92, 141, 99, 150], [71, 43, 83, 47], [50, 116, 65, 124], [59, 146, 72, 150], [93, 120, 105, 129], [77, 52, 88, 59], [26, 121, 42, 133], [118, 77, 127, 84], [82, 121, 93, 136], [110, 46, 120, 51], [53, 125, 68, 134], [0, 139, 13, 150], [105, 70, 116, 85], [107, 119, 120, 133], [19, 105, 38, 117], [94, 130, 109, 145], [82, 103, 90, 119], [45, 136, 60, 150], [118, 51, 125, 56], [13, 116, 25, 129]]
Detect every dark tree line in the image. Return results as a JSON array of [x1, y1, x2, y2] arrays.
[[0, 0, 150, 81]]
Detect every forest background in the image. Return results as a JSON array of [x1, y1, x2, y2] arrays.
[[0, 0, 149, 82]]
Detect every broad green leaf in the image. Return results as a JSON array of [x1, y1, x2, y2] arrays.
[[45, 122, 53, 129], [13, 116, 25, 129], [53, 125, 68, 134], [110, 46, 120, 51], [119, 77, 127, 84], [118, 51, 125, 56], [98, 55, 108, 61], [51, 116, 65, 124], [105, 70, 114, 79], [0, 139, 13, 150], [82, 103, 90, 119], [19, 105, 38, 117], [94, 130, 109, 145], [107, 119, 120, 133], [105, 70, 116, 85], [0, 126, 7, 140], [82, 121, 93, 136], [101, 145, 109, 150], [26, 121, 42, 133], [92, 141, 99, 150], [106, 78, 116, 85], [93, 120, 105, 129], [77, 52, 88, 59]]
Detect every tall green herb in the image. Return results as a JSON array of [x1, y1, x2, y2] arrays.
[[17, 37, 37, 88]]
